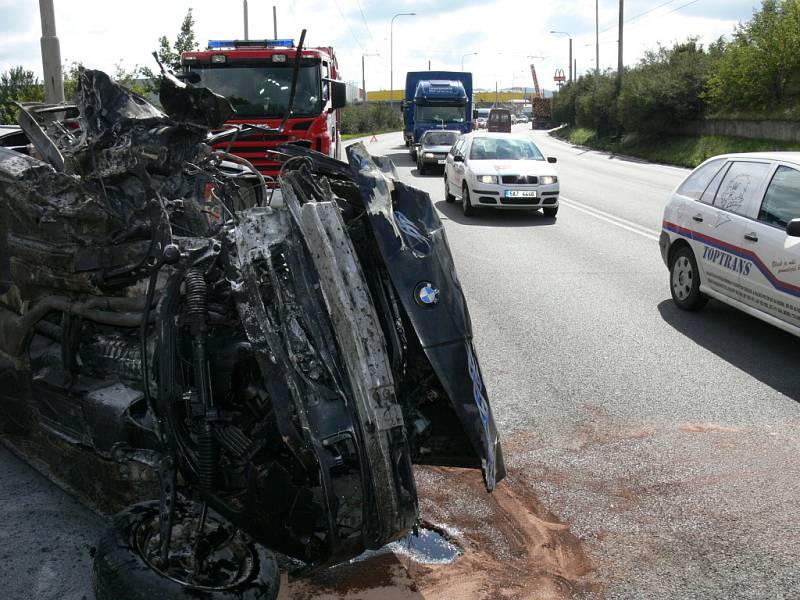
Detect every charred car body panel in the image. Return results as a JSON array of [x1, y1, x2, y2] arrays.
[[0, 67, 504, 591]]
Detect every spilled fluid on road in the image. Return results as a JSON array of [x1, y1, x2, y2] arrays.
[[389, 525, 462, 564]]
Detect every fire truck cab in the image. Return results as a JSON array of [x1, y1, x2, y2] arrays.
[[181, 39, 347, 178]]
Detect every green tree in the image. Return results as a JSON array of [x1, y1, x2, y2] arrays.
[[706, 0, 800, 111], [140, 8, 198, 91], [575, 72, 619, 135], [0, 66, 45, 124], [617, 39, 712, 134]]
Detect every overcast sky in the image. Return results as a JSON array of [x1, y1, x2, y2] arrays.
[[1, 0, 762, 91]]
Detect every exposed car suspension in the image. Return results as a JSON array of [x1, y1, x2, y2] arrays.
[[185, 268, 218, 492]]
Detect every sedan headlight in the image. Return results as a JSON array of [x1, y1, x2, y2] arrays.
[[424, 152, 435, 158], [540, 175, 558, 185], [478, 175, 498, 184]]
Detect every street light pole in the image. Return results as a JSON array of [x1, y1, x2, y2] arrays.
[[617, 0, 624, 91], [549, 31, 573, 83], [390, 12, 416, 110], [461, 52, 478, 72], [38, 0, 64, 103], [361, 53, 379, 103], [595, 0, 600, 80]]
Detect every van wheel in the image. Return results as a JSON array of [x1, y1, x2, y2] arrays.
[[670, 246, 708, 311], [92, 501, 280, 600], [444, 176, 455, 203], [462, 184, 475, 217], [543, 206, 558, 218]]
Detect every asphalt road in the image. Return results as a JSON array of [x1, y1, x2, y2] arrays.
[[2, 126, 799, 599], [354, 127, 800, 598]]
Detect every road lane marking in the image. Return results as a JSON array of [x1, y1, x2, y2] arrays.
[[559, 196, 660, 241]]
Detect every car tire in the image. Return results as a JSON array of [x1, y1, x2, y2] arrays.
[[418, 160, 427, 175], [444, 176, 455, 203], [462, 184, 476, 217], [669, 246, 708, 311], [543, 206, 558, 218], [92, 501, 280, 600]]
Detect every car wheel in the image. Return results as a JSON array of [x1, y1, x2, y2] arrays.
[[92, 501, 280, 600], [669, 246, 708, 311], [462, 184, 475, 217], [418, 160, 427, 175], [543, 206, 558, 218], [444, 176, 455, 203]]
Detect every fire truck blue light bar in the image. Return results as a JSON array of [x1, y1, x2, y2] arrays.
[[207, 39, 295, 49]]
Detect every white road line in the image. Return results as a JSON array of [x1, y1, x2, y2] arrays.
[[559, 196, 660, 241]]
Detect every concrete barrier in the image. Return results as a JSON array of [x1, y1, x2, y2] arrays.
[[675, 119, 800, 143]]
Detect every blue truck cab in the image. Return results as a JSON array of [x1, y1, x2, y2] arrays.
[[403, 71, 473, 157]]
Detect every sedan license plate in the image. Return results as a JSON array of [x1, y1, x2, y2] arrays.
[[437, 159, 445, 164], [504, 190, 537, 198]]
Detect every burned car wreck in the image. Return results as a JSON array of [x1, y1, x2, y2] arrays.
[[0, 68, 505, 599]]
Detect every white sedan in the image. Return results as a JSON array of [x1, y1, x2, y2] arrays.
[[661, 152, 800, 337], [443, 132, 559, 217]]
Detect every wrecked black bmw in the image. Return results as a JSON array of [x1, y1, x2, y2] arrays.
[[0, 67, 505, 599]]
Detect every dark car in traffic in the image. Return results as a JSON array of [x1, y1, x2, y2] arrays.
[[416, 129, 461, 174]]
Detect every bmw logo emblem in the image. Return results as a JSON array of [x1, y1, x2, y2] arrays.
[[415, 282, 439, 307]]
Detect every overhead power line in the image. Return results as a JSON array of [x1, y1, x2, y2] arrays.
[[332, 0, 366, 51], [597, 0, 704, 44], [354, 0, 378, 50], [599, 0, 680, 35]]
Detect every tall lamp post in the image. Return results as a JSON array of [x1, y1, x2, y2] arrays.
[[549, 30, 572, 83], [461, 51, 478, 72], [390, 12, 416, 109], [361, 53, 379, 103]]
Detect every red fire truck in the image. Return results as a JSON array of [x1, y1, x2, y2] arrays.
[[181, 38, 347, 178]]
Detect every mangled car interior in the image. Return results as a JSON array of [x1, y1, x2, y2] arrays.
[[0, 54, 505, 598]]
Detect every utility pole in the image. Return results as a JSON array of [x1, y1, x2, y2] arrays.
[[361, 53, 378, 103], [243, 0, 249, 40], [595, 0, 600, 80], [617, 0, 624, 91], [38, 0, 64, 103], [273, 6, 278, 39]]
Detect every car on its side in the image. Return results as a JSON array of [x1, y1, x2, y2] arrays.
[[415, 129, 460, 175], [661, 152, 800, 337], [443, 131, 559, 217]]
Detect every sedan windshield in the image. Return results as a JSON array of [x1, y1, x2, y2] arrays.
[[186, 64, 322, 118], [416, 105, 465, 123], [469, 138, 545, 161], [423, 131, 459, 145]]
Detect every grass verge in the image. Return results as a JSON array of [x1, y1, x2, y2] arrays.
[[551, 126, 800, 168]]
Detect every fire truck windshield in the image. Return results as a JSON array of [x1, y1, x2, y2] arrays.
[[186, 64, 322, 118]]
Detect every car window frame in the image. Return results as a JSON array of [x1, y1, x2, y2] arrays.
[[698, 161, 732, 205], [449, 137, 466, 158], [676, 158, 727, 204], [756, 162, 800, 231], [709, 159, 773, 219]]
